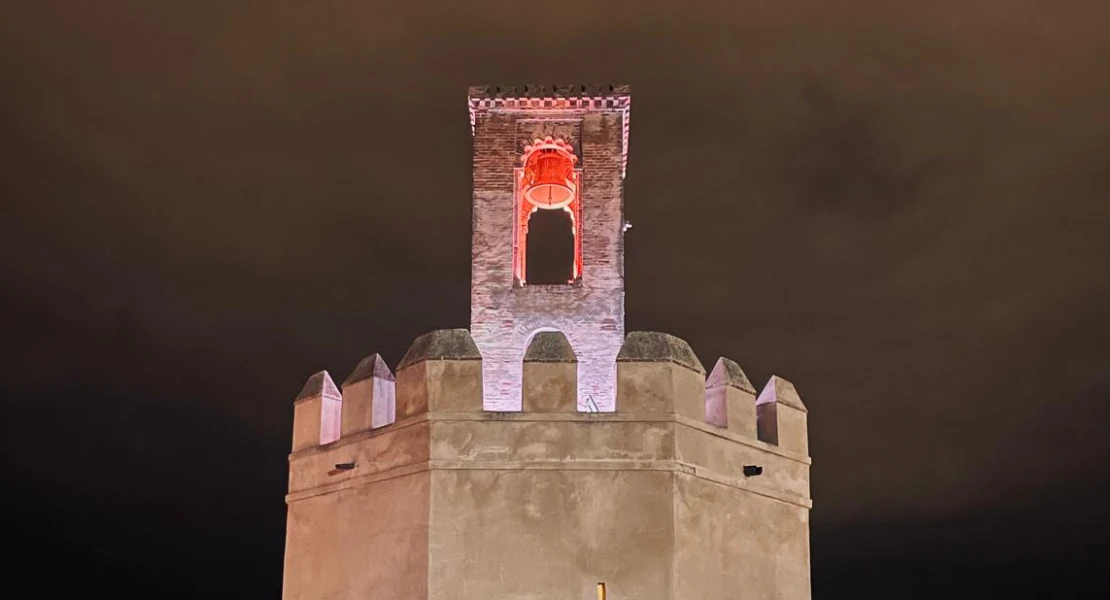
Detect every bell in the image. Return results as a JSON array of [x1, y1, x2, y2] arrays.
[[521, 142, 577, 209]]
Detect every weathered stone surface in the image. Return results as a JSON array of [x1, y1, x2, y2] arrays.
[[283, 472, 430, 600], [617, 331, 706, 375], [617, 343, 707, 421], [674, 476, 811, 600], [757, 374, 807, 412], [522, 361, 577, 412], [289, 418, 432, 495], [756, 375, 809, 455], [429, 469, 672, 600], [342, 353, 395, 385], [705, 357, 755, 393], [341, 355, 397, 435], [673, 419, 810, 501], [523, 331, 577, 363], [428, 418, 674, 464], [398, 329, 481, 371], [291, 370, 342, 451], [285, 409, 811, 600], [705, 358, 758, 435], [295, 370, 342, 403], [396, 345, 483, 418]]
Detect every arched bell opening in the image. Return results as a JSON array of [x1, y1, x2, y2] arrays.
[[525, 208, 575, 284], [513, 137, 583, 286]]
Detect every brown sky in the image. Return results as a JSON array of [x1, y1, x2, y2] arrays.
[[3, 1, 1109, 597]]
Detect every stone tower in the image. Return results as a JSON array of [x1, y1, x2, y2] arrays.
[[469, 84, 630, 412], [282, 85, 813, 600]]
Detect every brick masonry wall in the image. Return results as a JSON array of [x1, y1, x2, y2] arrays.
[[470, 98, 627, 411]]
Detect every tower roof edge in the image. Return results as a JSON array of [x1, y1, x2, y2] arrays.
[[468, 84, 630, 99]]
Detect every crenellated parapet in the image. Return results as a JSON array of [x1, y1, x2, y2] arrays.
[[284, 329, 812, 600], [395, 329, 484, 418], [705, 357, 757, 434], [522, 331, 578, 412], [756, 375, 809, 456], [290, 370, 342, 451], [616, 331, 707, 420], [288, 329, 810, 503], [340, 353, 395, 436]]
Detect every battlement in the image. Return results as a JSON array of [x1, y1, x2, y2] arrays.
[[287, 329, 809, 505], [284, 329, 812, 600]]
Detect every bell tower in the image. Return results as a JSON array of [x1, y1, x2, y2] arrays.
[[468, 84, 631, 411], [282, 85, 813, 600]]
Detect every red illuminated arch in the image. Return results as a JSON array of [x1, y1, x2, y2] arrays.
[[513, 137, 582, 285]]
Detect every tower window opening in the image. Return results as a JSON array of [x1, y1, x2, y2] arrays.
[[513, 137, 583, 286], [525, 208, 575, 284]]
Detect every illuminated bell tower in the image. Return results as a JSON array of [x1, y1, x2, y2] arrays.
[[283, 85, 813, 600], [468, 84, 631, 411]]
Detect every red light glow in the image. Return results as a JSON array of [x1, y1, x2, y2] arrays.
[[514, 137, 582, 285]]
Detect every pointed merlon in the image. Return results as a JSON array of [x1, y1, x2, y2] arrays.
[[755, 375, 807, 413], [616, 331, 705, 375], [397, 329, 482, 371], [342, 353, 395, 386], [706, 358, 756, 394], [524, 331, 578, 363], [294, 370, 342, 404]]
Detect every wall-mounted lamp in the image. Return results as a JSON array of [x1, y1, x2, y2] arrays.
[[742, 465, 763, 477], [597, 582, 606, 600]]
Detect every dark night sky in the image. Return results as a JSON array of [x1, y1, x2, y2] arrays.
[[3, 1, 1109, 597]]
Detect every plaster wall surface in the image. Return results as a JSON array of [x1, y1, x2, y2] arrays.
[[674, 475, 811, 600], [291, 398, 324, 452], [419, 410, 809, 600], [396, 359, 484, 419], [282, 472, 430, 600], [522, 362, 577, 412], [617, 362, 707, 420], [429, 469, 674, 600], [284, 389, 812, 600], [341, 375, 396, 434], [428, 417, 674, 464], [673, 421, 811, 504], [287, 418, 430, 495]]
